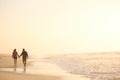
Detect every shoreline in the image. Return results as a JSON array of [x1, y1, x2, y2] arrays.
[[0, 54, 90, 80], [44, 52, 120, 80]]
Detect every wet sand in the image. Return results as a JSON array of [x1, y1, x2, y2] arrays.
[[0, 54, 60, 80], [0, 71, 60, 80]]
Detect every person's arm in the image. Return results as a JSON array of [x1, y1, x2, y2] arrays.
[[12, 52, 14, 58], [26, 51, 29, 58], [19, 52, 23, 57], [17, 52, 19, 57]]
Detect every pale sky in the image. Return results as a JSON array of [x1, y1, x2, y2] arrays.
[[0, 0, 120, 55]]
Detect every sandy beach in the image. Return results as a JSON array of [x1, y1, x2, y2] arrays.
[[0, 52, 120, 80], [2, 52, 120, 80], [0, 71, 60, 80], [0, 54, 90, 80], [1, 52, 120, 80], [0, 54, 61, 80]]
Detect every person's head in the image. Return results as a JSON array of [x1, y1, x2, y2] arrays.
[[23, 48, 25, 51], [14, 49, 16, 51]]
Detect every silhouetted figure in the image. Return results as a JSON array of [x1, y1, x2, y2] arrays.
[[12, 49, 19, 71], [19, 48, 28, 72]]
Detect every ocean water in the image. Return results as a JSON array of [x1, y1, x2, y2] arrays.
[[43, 54, 120, 80]]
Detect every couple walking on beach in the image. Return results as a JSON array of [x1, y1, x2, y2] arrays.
[[12, 48, 28, 72]]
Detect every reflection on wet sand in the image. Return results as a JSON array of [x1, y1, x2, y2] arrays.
[[14, 64, 16, 72], [13, 60, 27, 72], [24, 64, 26, 72]]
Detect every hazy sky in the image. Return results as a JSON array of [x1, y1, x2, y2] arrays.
[[0, 0, 120, 55]]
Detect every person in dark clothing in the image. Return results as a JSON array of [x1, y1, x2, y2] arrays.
[[19, 49, 28, 66], [19, 49, 28, 72], [12, 49, 19, 71]]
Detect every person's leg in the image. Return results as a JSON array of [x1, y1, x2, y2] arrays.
[[23, 58, 26, 72], [14, 58, 17, 66], [14, 58, 17, 71], [23, 58, 26, 66]]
